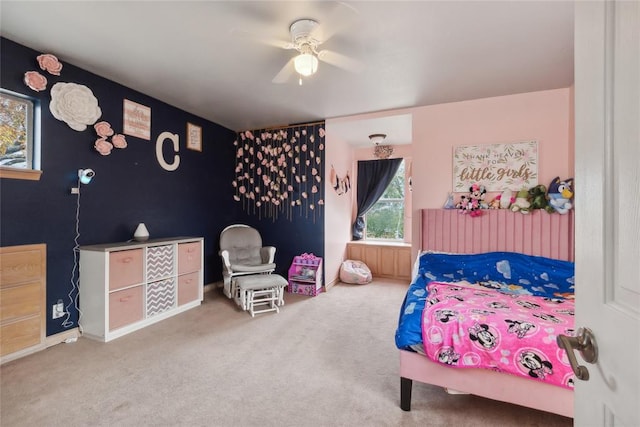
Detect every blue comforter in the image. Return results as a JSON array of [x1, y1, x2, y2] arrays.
[[395, 251, 575, 350]]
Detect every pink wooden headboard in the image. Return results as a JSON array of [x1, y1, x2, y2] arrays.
[[421, 209, 574, 261]]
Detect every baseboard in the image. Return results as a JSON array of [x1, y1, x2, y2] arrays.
[[325, 277, 339, 290], [1, 328, 80, 365], [204, 281, 222, 293], [46, 328, 81, 347]]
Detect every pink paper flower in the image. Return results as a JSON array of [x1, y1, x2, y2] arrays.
[[111, 134, 127, 149], [94, 138, 113, 156], [94, 121, 114, 137], [24, 71, 47, 92], [37, 54, 63, 75]]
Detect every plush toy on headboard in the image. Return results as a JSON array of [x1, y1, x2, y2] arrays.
[[547, 177, 574, 214], [456, 183, 486, 217]]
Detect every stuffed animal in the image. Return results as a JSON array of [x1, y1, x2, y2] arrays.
[[511, 189, 531, 214], [456, 183, 487, 216], [528, 185, 551, 211], [499, 189, 514, 209], [547, 177, 574, 214], [443, 193, 455, 209], [488, 196, 501, 209]]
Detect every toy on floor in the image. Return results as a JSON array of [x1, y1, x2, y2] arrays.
[[547, 177, 574, 214]]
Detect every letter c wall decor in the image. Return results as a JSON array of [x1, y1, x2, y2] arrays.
[[156, 131, 180, 171]]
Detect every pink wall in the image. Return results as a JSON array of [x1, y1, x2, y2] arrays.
[[322, 131, 354, 286], [411, 88, 573, 255], [326, 87, 573, 282]]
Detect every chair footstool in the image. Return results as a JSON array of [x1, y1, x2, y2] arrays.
[[234, 274, 289, 316]]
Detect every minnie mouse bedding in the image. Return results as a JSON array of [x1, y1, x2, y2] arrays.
[[395, 251, 576, 388]]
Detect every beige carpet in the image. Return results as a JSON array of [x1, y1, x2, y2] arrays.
[[0, 280, 572, 427]]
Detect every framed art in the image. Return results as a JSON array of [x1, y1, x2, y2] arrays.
[[123, 99, 151, 140], [187, 122, 202, 152], [453, 140, 538, 192]]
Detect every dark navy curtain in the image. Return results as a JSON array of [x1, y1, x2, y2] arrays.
[[352, 158, 402, 240]]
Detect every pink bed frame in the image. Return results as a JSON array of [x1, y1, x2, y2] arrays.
[[399, 208, 574, 418]]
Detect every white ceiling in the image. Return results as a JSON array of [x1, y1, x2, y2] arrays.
[[1, 1, 574, 140]]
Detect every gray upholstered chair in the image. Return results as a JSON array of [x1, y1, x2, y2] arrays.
[[219, 224, 276, 298]]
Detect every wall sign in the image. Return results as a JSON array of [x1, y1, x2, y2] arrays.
[[186, 122, 202, 151], [453, 141, 538, 192], [123, 99, 151, 140]]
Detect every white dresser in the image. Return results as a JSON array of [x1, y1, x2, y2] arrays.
[[79, 237, 203, 342]]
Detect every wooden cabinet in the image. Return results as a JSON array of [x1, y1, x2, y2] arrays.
[[79, 237, 203, 342], [1, 244, 46, 363], [346, 242, 412, 281]]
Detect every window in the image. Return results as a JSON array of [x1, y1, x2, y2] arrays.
[[365, 160, 405, 240], [0, 89, 41, 180]]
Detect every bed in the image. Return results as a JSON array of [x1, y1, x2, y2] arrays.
[[397, 208, 575, 418]]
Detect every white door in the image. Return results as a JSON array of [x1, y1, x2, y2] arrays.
[[574, 1, 640, 425]]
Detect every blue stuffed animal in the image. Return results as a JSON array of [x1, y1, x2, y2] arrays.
[[547, 177, 574, 214]]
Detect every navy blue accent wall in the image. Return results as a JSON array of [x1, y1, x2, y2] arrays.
[[230, 128, 325, 279], [1, 38, 240, 336]]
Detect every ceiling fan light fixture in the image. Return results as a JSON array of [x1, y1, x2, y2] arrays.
[[369, 133, 387, 145], [294, 53, 319, 77]]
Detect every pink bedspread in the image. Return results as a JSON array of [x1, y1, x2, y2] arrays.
[[421, 281, 576, 389]]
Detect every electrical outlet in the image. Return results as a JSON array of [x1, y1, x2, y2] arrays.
[[52, 301, 65, 319]]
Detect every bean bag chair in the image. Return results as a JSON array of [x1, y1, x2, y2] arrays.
[[340, 260, 372, 284]]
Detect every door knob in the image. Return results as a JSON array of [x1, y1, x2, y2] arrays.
[[557, 327, 598, 381]]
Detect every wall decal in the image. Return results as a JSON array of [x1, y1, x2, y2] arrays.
[[23, 71, 47, 92], [232, 124, 325, 222], [123, 99, 151, 140], [36, 53, 63, 75], [156, 131, 180, 171], [186, 122, 202, 152], [453, 141, 538, 192], [93, 121, 127, 155], [49, 82, 102, 131]]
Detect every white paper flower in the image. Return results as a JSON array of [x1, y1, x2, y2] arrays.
[[49, 82, 102, 131]]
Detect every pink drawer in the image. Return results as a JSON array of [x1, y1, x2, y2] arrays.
[[109, 249, 143, 291], [178, 272, 200, 305], [109, 286, 143, 331], [178, 242, 201, 275]]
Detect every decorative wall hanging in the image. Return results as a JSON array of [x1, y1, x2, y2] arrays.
[[23, 71, 47, 92], [49, 82, 102, 131], [93, 121, 127, 155], [232, 123, 325, 222], [123, 99, 151, 140], [36, 54, 63, 75], [186, 122, 202, 151], [330, 165, 350, 195], [453, 141, 538, 192], [22, 51, 132, 157]]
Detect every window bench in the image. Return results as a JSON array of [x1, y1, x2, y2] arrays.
[[346, 241, 412, 282]]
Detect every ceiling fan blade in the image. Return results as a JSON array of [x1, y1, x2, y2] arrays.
[[230, 28, 295, 50], [317, 50, 364, 73], [310, 2, 359, 43], [272, 58, 296, 83]]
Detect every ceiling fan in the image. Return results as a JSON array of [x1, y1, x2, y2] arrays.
[[271, 18, 363, 85], [236, 15, 364, 85]]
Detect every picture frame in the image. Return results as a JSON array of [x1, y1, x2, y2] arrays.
[[122, 99, 151, 140], [186, 122, 202, 152], [453, 140, 538, 192]]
